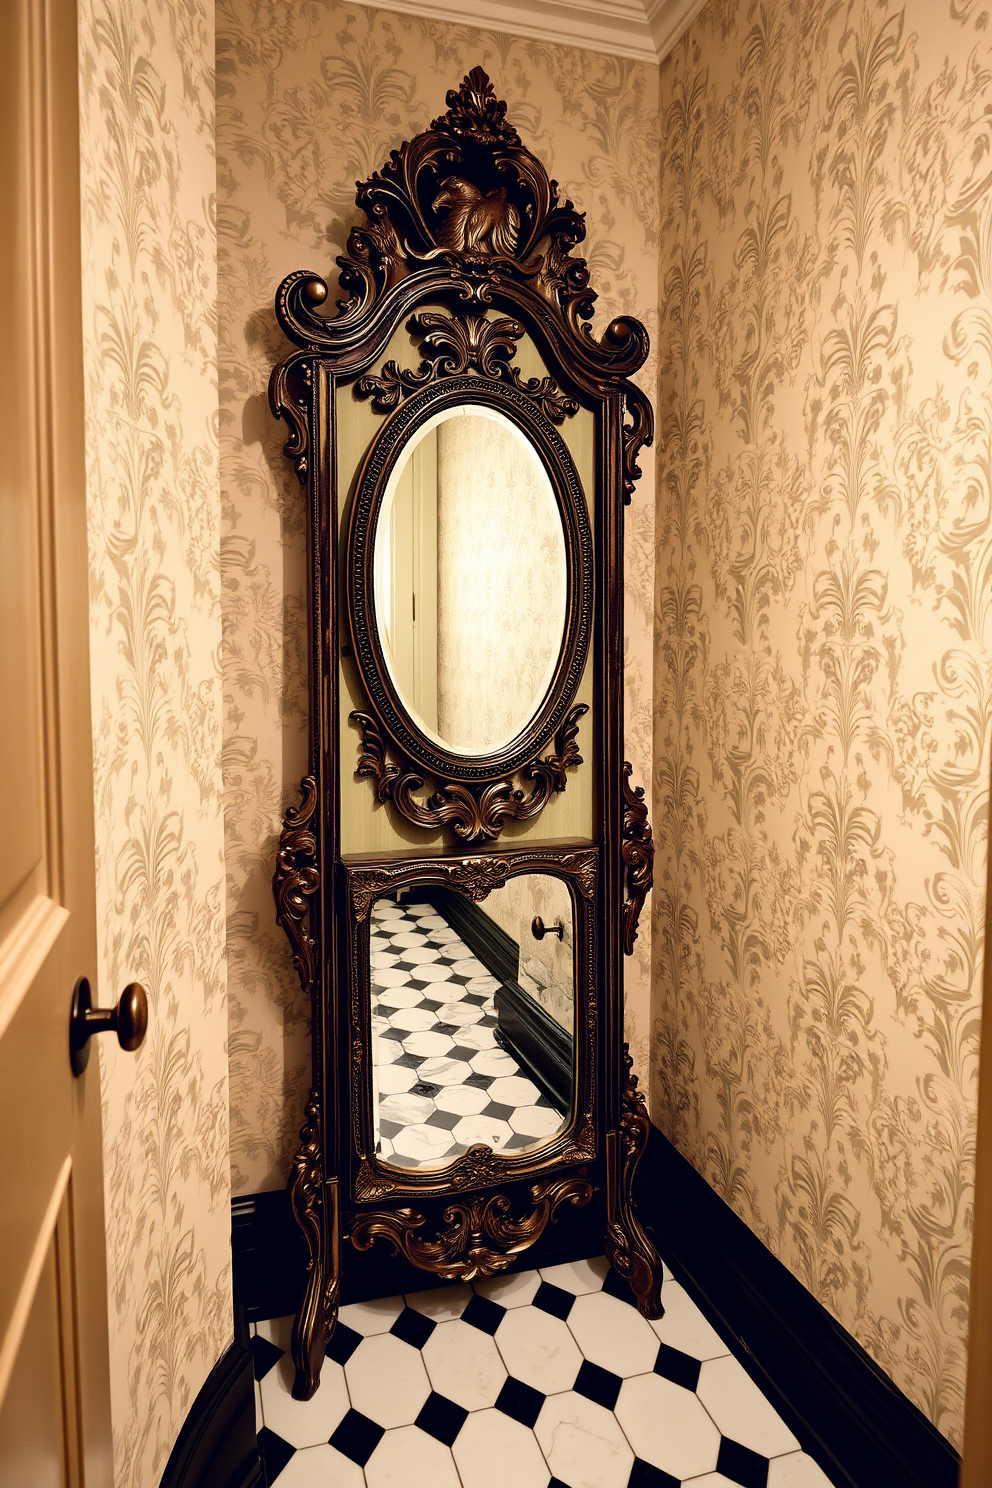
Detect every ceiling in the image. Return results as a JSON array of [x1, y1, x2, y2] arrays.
[[361, 0, 708, 63]]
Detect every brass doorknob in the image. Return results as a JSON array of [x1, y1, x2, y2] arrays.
[[531, 915, 565, 942], [69, 977, 148, 1077]]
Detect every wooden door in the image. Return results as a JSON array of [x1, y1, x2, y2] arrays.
[[0, 0, 114, 1482]]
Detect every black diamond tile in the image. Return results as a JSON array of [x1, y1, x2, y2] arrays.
[[415, 1390, 469, 1446], [464, 1072, 495, 1089], [653, 1340, 700, 1392], [504, 1133, 533, 1149], [325, 1321, 362, 1366], [249, 1332, 283, 1381], [627, 1459, 680, 1487], [390, 1305, 436, 1349], [447, 1045, 477, 1061], [433, 1023, 459, 1035], [495, 1375, 545, 1428], [257, 1426, 295, 1483], [393, 1051, 424, 1069], [573, 1358, 622, 1410], [532, 1280, 574, 1320], [549, 1480, 572, 1488], [717, 1437, 770, 1488], [412, 1082, 443, 1099], [460, 1293, 506, 1335], [330, 1408, 385, 1467], [426, 1108, 463, 1130], [602, 1266, 635, 1303], [378, 1027, 407, 1042], [483, 1101, 516, 1122], [378, 1120, 402, 1140]]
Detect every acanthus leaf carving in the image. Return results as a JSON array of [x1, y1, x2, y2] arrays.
[[351, 705, 588, 845], [355, 311, 579, 424], [274, 776, 320, 991], [604, 1047, 663, 1318], [288, 1091, 331, 1399], [621, 761, 654, 956], [621, 383, 653, 504], [349, 1175, 594, 1282]]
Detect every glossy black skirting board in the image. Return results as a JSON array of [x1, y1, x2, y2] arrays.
[[634, 1127, 960, 1488], [157, 1305, 262, 1488]]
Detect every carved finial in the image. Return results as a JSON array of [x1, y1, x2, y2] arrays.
[[431, 67, 521, 148]]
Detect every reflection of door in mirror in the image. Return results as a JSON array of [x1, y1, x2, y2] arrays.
[[375, 405, 567, 755], [369, 874, 574, 1172]]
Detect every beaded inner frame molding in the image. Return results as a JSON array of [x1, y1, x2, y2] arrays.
[[270, 67, 661, 1402]]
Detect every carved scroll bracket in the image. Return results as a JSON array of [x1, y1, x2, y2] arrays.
[[288, 1091, 338, 1399], [274, 776, 320, 990], [356, 311, 579, 424], [349, 1175, 594, 1282], [351, 704, 588, 845], [604, 1048, 663, 1318], [621, 762, 654, 956]]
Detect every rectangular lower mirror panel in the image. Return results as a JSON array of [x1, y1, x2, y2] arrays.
[[370, 871, 574, 1171]]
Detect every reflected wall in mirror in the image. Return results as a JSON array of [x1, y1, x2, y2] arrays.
[[369, 872, 574, 1172], [373, 405, 567, 755]]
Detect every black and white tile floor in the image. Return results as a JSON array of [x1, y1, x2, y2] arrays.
[[251, 1256, 835, 1488], [370, 898, 563, 1168]]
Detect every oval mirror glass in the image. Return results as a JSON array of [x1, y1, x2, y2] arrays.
[[373, 405, 568, 756]]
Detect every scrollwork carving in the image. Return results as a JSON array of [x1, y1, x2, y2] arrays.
[[350, 1176, 594, 1282], [621, 383, 653, 505], [621, 762, 654, 956], [274, 776, 320, 991], [351, 705, 588, 844], [604, 1049, 663, 1318], [289, 1092, 336, 1399], [355, 312, 579, 424]]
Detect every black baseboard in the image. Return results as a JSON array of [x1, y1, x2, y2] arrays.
[[636, 1127, 960, 1488], [427, 886, 519, 986], [158, 1306, 262, 1488], [494, 978, 572, 1111]]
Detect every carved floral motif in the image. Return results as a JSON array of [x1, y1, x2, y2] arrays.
[[273, 776, 320, 991], [621, 761, 654, 956]]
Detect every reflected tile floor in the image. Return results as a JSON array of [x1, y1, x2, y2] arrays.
[[370, 897, 563, 1169], [251, 1256, 836, 1488]]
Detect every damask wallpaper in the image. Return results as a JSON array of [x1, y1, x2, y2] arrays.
[[653, 0, 992, 1446], [216, 0, 660, 1195], [78, 2, 230, 1484]]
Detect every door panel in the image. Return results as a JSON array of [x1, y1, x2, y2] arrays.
[[0, 0, 113, 1481]]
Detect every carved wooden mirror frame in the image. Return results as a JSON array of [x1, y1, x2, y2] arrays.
[[270, 67, 662, 1401]]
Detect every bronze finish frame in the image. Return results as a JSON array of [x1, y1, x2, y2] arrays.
[[270, 67, 661, 1402]]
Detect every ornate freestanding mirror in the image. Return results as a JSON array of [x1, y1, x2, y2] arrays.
[[270, 67, 661, 1401]]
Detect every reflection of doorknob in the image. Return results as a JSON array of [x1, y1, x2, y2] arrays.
[[70, 977, 148, 1076], [531, 916, 564, 942]]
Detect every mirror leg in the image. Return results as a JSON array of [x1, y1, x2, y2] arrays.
[[288, 1094, 339, 1399], [604, 1047, 664, 1319]]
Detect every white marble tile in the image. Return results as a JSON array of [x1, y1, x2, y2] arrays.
[[541, 1255, 610, 1295], [450, 1024, 499, 1050], [648, 1281, 732, 1361], [259, 1353, 349, 1449], [391, 1123, 458, 1161], [466, 975, 501, 995], [696, 1354, 800, 1457], [486, 1074, 543, 1107], [369, 934, 391, 949], [441, 941, 472, 960], [390, 931, 429, 948], [375, 1037, 403, 1065], [452, 1408, 550, 1488], [410, 963, 455, 984], [378, 1091, 434, 1125], [469, 1048, 520, 1077], [433, 1084, 491, 1115], [615, 1374, 721, 1480], [413, 914, 447, 928], [422, 1318, 508, 1409], [406, 1282, 474, 1321], [374, 967, 417, 989], [376, 1135, 395, 1161], [386, 1006, 437, 1032], [449, 957, 489, 978], [345, 1332, 432, 1428], [374, 1064, 420, 1097], [566, 1291, 659, 1376], [370, 951, 400, 968], [767, 1451, 837, 1487], [495, 1301, 583, 1393], [401, 1030, 456, 1057], [255, 1314, 293, 1352], [338, 1293, 405, 1336], [274, 1443, 365, 1487], [375, 986, 423, 1010], [403, 903, 435, 915], [452, 1115, 514, 1149], [431, 1001, 484, 1026], [397, 945, 442, 965], [365, 1424, 461, 1488], [509, 1105, 564, 1138], [473, 1268, 542, 1307], [415, 1056, 478, 1086], [422, 983, 470, 1004], [535, 1391, 634, 1488], [428, 927, 461, 944], [676, 1475, 738, 1487]]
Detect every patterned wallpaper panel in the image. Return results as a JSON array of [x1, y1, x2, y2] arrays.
[[653, 0, 991, 1447], [216, 0, 661, 1195], [78, 3, 230, 1484]]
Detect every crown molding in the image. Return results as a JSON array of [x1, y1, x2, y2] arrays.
[[360, 0, 707, 63]]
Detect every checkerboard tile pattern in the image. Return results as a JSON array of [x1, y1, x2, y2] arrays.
[[370, 897, 564, 1168], [251, 1256, 836, 1488]]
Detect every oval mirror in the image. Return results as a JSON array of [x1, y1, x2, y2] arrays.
[[372, 404, 568, 756]]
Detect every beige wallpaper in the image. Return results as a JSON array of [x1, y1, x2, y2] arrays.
[[217, 0, 660, 1195], [652, 0, 992, 1446], [78, 2, 230, 1484]]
